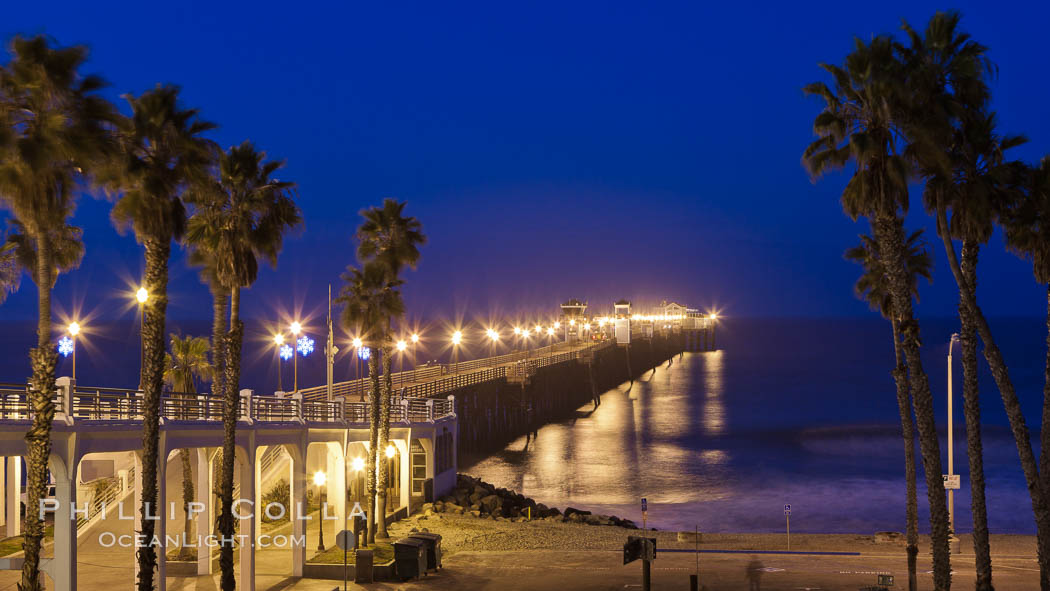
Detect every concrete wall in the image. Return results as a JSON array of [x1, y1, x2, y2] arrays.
[[448, 333, 683, 459]]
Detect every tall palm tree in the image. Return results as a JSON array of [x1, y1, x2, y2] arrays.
[[354, 199, 425, 539], [1004, 157, 1050, 590], [845, 229, 932, 591], [803, 35, 953, 589], [109, 85, 215, 591], [338, 262, 403, 544], [184, 140, 300, 591], [162, 333, 212, 558], [0, 35, 116, 591]]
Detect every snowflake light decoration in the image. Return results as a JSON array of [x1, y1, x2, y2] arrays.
[[357, 346, 371, 361], [57, 336, 74, 357], [296, 336, 314, 356], [279, 344, 293, 361]]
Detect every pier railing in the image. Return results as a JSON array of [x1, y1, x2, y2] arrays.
[[300, 339, 614, 402], [0, 382, 455, 425]]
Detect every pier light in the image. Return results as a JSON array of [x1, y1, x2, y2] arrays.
[[598, 319, 606, 328], [351, 457, 365, 472], [68, 322, 81, 337], [273, 333, 284, 346], [486, 328, 499, 341], [451, 331, 462, 345], [513, 327, 521, 336], [553, 321, 561, 329], [709, 313, 718, 321], [313, 471, 326, 486], [352, 337, 363, 348], [534, 324, 541, 334], [396, 340, 407, 352], [290, 321, 301, 336], [410, 333, 419, 343], [569, 319, 575, 327], [546, 327, 554, 336], [385, 444, 396, 458], [136, 287, 149, 304]]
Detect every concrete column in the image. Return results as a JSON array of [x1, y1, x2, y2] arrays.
[[398, 438, 411, 511], [133, 450, 143, 587], [325, 442, 346, 535], [287, 445, 307, 577], [6, 456, 20, 536], [49, 455, 77, 591], [238, 448, 256, 591], [196, 448, 215, 575], [0, 457, 6, 529], [156, 447, 167, 591]]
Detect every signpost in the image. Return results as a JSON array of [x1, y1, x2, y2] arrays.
[[784, 504, 791, 551], [942, 474, 960, 490], [641, 498, 648, 533], [336, 529, 355, 591], [623, 536, 657, 591]]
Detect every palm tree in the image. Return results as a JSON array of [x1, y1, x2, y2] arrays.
[[845, 229, 932, 591], [109, 85, 215, 591], [354, 199, 425, 539], [338, 262, 404, 544], [900, 13, 1040, 587], [1004, 157, 1050, 590], [162, 333, 212, 559], [184, 140, 300, 591], [803, 35, 953, 589], [0, 35, 116, 591]]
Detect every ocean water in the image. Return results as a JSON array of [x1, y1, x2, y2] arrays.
[[464, 317, 1043, 534]]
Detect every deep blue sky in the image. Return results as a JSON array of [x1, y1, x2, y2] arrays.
[[2, 0, 1049, 329]]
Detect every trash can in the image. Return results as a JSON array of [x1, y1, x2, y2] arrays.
[[393, 537, 427, 581], [408, 532, 442, 571]]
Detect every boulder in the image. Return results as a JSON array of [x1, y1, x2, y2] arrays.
[[422, 503, 433, 512], [444, 502, 462, 514], [469, 510, 481, 518], [480, 494, 502, 513], [565, 507, 591, 518], [874, 531, 905, 544]]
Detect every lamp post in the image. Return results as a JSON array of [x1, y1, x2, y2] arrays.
[[410, 333, 419, 382], [274, 333, 285, 391], [948, 333, 959, 534], [136, 287, 148, 386], [396, 339, 407, 388], [451, 331, 462, 375], [314, 470, 327, 551], [486, 328, 499, 368], [546, 327, 555, 362], [68, 322, 80, 380], [352, 337, 363, 400], [290, 322, 302, 391]]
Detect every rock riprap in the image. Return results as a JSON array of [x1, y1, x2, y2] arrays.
[[426, 474, 638, 529]]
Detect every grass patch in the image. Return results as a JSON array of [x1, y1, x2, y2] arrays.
[[0, 525, 55, 558], [308, 543, 394, 565]]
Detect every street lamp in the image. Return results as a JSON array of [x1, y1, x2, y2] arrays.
[[273, 333, 285, 391], [451, 331, 462, 375], [68, 322, 80, 380], [486, 328, 499, 367], [948, 333, 959, 535], [313, 470, 327, 551], [290, 322, 302, 391], [546, 326, 554, 362], [410, 333, 419, 382], [136, 287, 148, 385], [396, 339, 407, 387]]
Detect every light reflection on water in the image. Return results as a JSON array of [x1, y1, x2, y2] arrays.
[[466, 320, 1038, 534]]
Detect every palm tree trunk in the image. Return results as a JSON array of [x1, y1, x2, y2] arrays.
[[376, 349, 393, 539], [875, 214, 952, 590], [937, 206, 1050, 590], [960, 240, 993, 591], [210, 284, 227, 399], [1042, 283, 1050, 511], [20, 232, 56, 591], [366, 352, 381, 544], [179, 449, 194, 560], [891, 318, 919, 591], [218, 286, 243, 591], [137, 238, 170, 591]]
